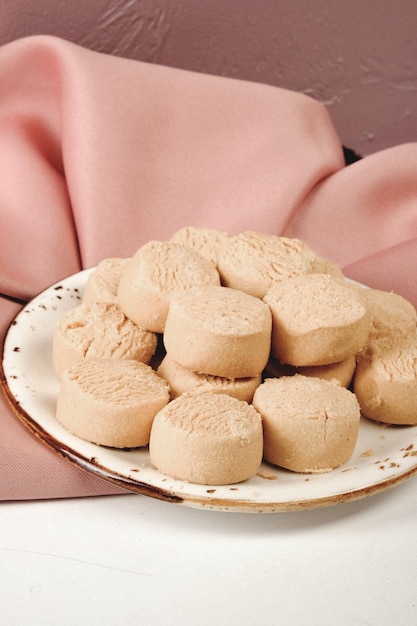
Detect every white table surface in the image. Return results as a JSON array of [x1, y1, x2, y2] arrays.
[[2, 474, 417, 626]]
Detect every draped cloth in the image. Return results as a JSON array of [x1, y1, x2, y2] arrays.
[[1, 36, 416, 499]]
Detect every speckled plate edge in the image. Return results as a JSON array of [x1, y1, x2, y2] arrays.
[[2, 269, 417, 513]]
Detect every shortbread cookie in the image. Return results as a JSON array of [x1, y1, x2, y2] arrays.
[[217, 231, 318, 298], [149, 391, 263, 484], [169, 226, 229, 266], [53, 301, 157, 379], [117, 240, 220, 333], [364, 288, 417, 342], [83, 258, 129, 304], [354, 334, 417, 425], [56, 359, 170, 447], [253, 375, 361, 473], [157, 355, 262, 402], [311, 255, 344, 279], [264, 355, 356, 388], [163, 285, 272, 378], [264, 273, 371, 366]]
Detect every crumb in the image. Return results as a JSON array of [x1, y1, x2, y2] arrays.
[[360, 449, 374, 457], [257, 470, 278, 480]]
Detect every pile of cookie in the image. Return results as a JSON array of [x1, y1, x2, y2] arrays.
[[52, 228, 417, 485]]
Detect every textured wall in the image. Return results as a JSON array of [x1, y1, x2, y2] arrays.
[[1, 0, 416, 155]]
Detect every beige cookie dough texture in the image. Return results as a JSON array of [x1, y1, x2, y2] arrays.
[[169, 226, 229, 266], [117, 240, 220, 333], [157, 355, 261, 402], [163, 285, 272, 378], [216, 231, 340, 299], [364, 288, 417, 341], [354, 334, 417, 425], [83, 258, 129, 304], [56, 358, 170, 448], [149, 391, 263, 484], [52, 301, 157, 380], [264, 273, 371, 367], [253, 375, 361, 473], [264, 355, 357, 389]]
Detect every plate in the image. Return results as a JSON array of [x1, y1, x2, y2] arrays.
[[2, 269, 417, 513]]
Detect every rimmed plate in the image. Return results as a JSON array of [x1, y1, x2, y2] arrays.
[[2, 269, 417, 512]]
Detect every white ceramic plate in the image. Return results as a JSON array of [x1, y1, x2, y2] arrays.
[[2, 269, 417, 512]]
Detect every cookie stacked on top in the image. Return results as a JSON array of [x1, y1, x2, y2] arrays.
[[52, 227, 417, 485]]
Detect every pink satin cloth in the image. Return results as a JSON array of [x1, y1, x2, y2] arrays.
[[1, 36, 416, 500]]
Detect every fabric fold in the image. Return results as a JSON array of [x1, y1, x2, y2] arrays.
[[0, 35, 345, 302]]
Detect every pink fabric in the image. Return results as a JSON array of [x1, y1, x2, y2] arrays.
[[285, 144, 417, 303], [0, 35, 416, 500]]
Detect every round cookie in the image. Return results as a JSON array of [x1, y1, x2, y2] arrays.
[[264, 355, 356, 389], [163, 285, 272, 378], [83, 257, 129, 304], [364, 288, 417, 342], [354, 334, 417, 425], [149, 391, 263, 484], [52, 301, 157, 380], [311, 255, 344, 279], [169, 226, 229, 266], [56, 359, 170, 448], [157, 355, 262, 402], [252, 375, 361, 473], [263, 273, 371, 366], [117, 240, 220, 333], [217, 231, 318, 298]]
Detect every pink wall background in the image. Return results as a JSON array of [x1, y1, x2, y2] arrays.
[[1, 0, 416, 156]]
